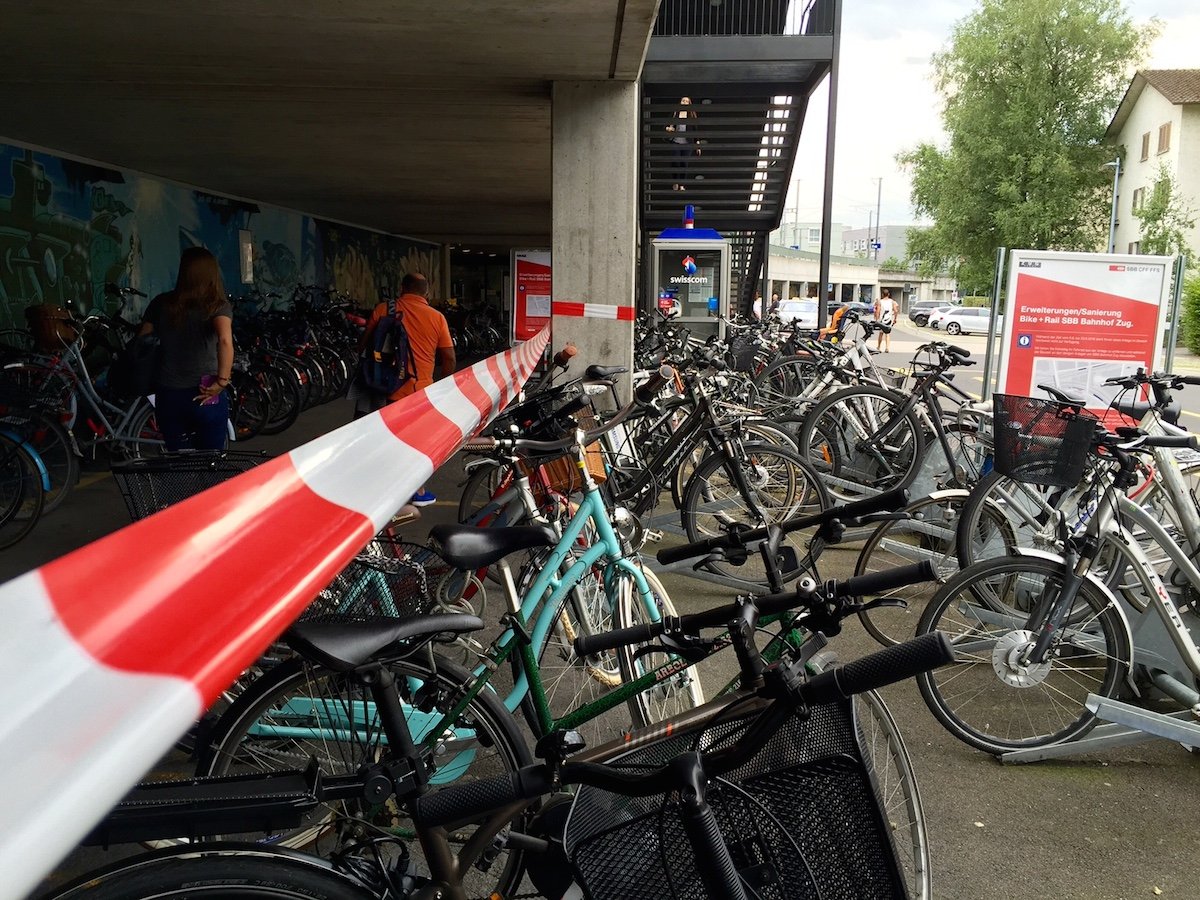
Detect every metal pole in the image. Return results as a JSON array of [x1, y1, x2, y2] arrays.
[[1107, 157, 1121, 254], [980, 247, 1007, 398], [874, 176, 882, 260], [816, 0, 842, 330], [1165, 254, 1185, 372]]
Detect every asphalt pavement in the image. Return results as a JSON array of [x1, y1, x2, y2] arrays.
[[14, 360, 1200, 900]]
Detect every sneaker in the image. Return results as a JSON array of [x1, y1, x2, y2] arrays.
[[410, 490, 437, 507]]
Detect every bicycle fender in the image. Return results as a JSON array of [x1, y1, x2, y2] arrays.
[[463, 456, 502, 476]]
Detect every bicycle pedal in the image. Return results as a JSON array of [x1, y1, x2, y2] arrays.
[[644, 529, 664, 543]]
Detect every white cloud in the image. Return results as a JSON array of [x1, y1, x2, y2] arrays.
[[785, 0, 1197, 234]]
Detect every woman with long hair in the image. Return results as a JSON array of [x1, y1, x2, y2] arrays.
[[138, 247, 234, 451]]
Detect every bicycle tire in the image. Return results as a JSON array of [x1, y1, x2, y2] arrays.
[[854, 491, 974, 647], [0, 433, 45, 549], [229, 373, 269, 442], [797, 384, 923, 502], [43, 845, 376, 899], [123, 401, 164, 458], [681, 442, 829, 586], [915, 554, 1130, 755], [21, 409, 79, 514], [616, 565, 705, 727], [197, 653, 530, 898], [258, 366, 303, 436]]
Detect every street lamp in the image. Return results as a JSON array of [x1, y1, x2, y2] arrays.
[[1104, 158, 1121, 254]]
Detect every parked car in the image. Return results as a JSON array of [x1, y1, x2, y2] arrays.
[[826, 301, 875, 320], [926, 306, 956, 330], [941, 306, 1001, 336], [776, 299, 820, 330], [909, 299, 960, 327]]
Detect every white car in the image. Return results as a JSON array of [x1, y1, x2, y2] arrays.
[[942, 307, 1001, 336], [776, 299, 819, 331], [926, 306, 955, 330]]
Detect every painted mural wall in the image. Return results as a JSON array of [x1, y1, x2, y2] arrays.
[[0, 140, 441, 329]]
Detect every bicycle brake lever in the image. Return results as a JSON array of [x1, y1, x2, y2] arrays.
[[633, 633, 717, 665], [848, 512, 912, 526], [851, 597, 909, 614]]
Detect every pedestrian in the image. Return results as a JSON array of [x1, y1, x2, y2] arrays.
[[769, 292, 781, 315], [752, 291, 763, 320], [358, 271, 455, 506], [666, 96, 698, 192], [875, 287, 897, 352], [137, 247, 233, 451]]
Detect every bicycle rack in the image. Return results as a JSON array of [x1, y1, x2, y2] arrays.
[[1000, 697, 1200, 765]]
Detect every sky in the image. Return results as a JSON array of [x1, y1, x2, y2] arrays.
[[786, 0, 1200, 234]]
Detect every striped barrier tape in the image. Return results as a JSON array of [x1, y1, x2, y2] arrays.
[[551, 300, 636, 321], [0, 325, 549, 899]]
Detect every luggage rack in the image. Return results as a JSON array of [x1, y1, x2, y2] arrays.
[[110, 450, 273, 521]]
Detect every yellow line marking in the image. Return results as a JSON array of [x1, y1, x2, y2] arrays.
[[77, 472, 109, 489], [1181, 410, 1200, 421]]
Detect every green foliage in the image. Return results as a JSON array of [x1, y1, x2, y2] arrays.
[[1134, 164, 1197, 260], [963, 296, 991, 308], [879, 256, 907, 271], [1181, 271, 1200, 354], [899, 0, 1153, 282]]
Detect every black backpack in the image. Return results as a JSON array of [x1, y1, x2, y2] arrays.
[[360, 298, 414, 394]]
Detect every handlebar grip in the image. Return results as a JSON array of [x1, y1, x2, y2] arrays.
[[574, 620, 664, 657], [462, 437, 498, 452], [947, 344, 970, 357], [801, 632, 956, 706], [656, 540, 713, 566], [413, 766, 554, 828], [834, 561, 936, 599], [678, 791, 750, 900], [635, 365, 674, 404], [554, 393, 592, 419], [1141, 434, 1200, 451], [827, 487, 910, 523], [553, 344, 578, 367], [1182, 375, 1200, 387]]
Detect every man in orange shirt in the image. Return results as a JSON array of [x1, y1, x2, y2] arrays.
[[359, 272, 455, 504]]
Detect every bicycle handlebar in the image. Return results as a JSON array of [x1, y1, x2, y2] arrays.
[[413, 631, 954, 828], [655, 487, 909, 566], [575, 560, 935, 658]]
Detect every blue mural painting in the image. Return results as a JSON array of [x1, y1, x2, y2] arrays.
[[0, 141, 441, 329]]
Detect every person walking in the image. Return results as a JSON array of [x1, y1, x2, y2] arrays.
[[875, 287, 897, 352], [359, 271, 455, 506], [138, 247, 233, 451], [666, 96, 698, 191]]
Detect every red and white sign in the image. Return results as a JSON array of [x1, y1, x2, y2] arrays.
[[0, 329, 549, 900], [512, 249, 552, 342], [997, 250, 1172, 414]]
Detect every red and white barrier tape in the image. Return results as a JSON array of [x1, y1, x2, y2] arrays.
[[552, 300, 636, 321], [0, 326, 549, 899]]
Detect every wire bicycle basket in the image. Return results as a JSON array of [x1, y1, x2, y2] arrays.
[[110, 450, 273, 520], [992, 394, 1097, 489], [564, 698, 907, 899]]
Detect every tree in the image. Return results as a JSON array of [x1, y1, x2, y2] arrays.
[[899, 0, 1154, 282], [1133, 163, 1196, 260], [879, 256, 907, 271]]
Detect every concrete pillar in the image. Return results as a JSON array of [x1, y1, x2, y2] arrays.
[[552, 81, 637, 400]]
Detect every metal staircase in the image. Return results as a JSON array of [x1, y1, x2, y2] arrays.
[[641, 0, 838, 313]]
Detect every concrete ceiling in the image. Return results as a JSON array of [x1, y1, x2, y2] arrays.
[[0, 1, 660, 246]]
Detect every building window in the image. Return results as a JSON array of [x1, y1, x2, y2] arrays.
[[1128, 241, 1141, 254], [1158, 122, 1172, 155], [808, 228, 821, 244], [1140, 132, 1150, 161], [1131, 187, 1145, 211]]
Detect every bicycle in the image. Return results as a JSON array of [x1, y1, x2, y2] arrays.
[[915, 393, 1200, 754], [46, 556, 952, 900]]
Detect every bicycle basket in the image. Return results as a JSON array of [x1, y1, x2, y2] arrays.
[[564, 698, 906, 900], [110, 450, 273, 520], [992, 394, 1097, 488], [519, 404, 607, 494], [25, 304, 79, 352], [301, 538, 473, 624], [728, 333, 759, 373]]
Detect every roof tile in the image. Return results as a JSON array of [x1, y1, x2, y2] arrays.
[[1141, 69, 1200, 105]]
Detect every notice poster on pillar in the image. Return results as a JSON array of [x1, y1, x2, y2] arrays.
[[512, 250, 552, 343], [997, 250, 1172, 415]]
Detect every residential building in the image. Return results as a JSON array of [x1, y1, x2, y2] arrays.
[[770, 220, 845, 254], [1107, 69, 1200, 257]]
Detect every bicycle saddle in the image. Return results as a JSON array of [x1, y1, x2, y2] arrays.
[[1115, 397, 1180, 426], [585, 364, 628, 380], [286, 614, 484, 672], [430, 523, 558, 570], [1036, 383, 1085, 406]]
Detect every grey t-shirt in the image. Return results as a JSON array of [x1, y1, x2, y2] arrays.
[[143, 293, 233, 390]]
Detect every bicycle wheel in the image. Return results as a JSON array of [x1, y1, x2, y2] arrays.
[[258, 366, 303, 436], [916, 554, 1130, 755], [0, 434, 45, 549], [752, 355, 819, 416], [955, 469, 1066, 567], [681, 442, 829, 587], [798, 385, 923, 502], [19, 409, 78, 514], [616, 565, 705, 727], [45, 846, 376, 899], [855, 491, 976, 647], [199, 653, 530, 899], [853, 689, 931, 899], [123, 401, 165, 458], [229, 373, 269, 441]]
